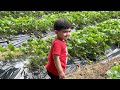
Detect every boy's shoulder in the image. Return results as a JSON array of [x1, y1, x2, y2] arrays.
[[53, 38, 65, 44], [52, 38, 60, 44]]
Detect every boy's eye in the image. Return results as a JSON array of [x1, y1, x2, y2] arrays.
[[64, 31, 68, 33], [63, 31, 71, 33]]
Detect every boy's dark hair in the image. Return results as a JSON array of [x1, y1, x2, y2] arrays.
[[54, 18, 72, 31]]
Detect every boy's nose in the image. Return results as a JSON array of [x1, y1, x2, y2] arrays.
[[68, 32, 71, 35], [67, 33, 70, 37]]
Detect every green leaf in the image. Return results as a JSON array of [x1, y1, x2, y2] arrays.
[[0, 45, 6, 52], [22, 43, 27, 47], [8, 44, 15, 51]]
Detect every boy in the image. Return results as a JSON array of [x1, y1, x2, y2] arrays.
[[45, 18, 72, 79]]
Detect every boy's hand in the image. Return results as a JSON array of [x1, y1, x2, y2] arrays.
[[59, 71, 65, 79]]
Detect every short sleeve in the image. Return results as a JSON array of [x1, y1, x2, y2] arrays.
[[52, 43, 61, 56]]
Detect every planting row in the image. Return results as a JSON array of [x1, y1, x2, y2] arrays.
[[1, 19, 120, 69], [1, 11, 120, 41], [0, 11, 67, 19]]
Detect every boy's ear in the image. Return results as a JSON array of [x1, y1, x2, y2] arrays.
[[55, 30, 58, 34]]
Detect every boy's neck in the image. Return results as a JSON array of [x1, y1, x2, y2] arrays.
[[56, 36, 65, 41]]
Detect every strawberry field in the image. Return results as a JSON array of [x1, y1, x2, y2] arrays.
[[0, 11, 120, 79]]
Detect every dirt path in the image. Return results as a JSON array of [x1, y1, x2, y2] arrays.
[[65, 55, 120, 79]]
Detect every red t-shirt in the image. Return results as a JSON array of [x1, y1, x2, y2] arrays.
[[45, 38, 68, 76]]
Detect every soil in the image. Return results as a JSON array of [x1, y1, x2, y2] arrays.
[[65, 55, 120, 79]]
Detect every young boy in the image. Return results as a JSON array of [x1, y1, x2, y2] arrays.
[[45, 18, 72, 79]]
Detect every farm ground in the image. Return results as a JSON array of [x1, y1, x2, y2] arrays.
[[66, 55, 120, 79]]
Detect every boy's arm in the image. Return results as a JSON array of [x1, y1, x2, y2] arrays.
[[53, 54, 65, 79]]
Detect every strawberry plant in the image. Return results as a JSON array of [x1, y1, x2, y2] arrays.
[[27, 55, 47, 69], [21, 38, 50, 69], [106, 65, 120, 79], [0, 45, 6, 52], [8, 44, 15, 51]]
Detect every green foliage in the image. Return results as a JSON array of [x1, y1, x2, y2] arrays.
[[14, 48, 21, 52], [0, 11, 45, 19], [0, 45, 6, 52], [96, 19, 120, 46], [8, 44, 15, 51], [0, 45, 23, 61], [3, 50, 23, 60], [67, 28, 109, 61], [2, 11, 120, 69], [106, 65, 120, 79], [27, 55, 47, 69], [66, 19, 120, 61], [1, 11, 120, 41], [21, 38, 50, 68], [18, 18, 120, 68], [21, 38, 50, 55], [5, 51, 13, 60]]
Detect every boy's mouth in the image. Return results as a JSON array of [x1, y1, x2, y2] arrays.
[[65, 36, 69, 39]]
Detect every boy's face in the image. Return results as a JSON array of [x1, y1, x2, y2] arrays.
[[55, 28, 71, 40]]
